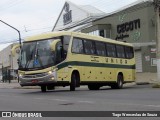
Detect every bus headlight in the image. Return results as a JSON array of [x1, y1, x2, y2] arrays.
[[51, 77, 54, 80], [48, 71, 52, 75], [19, 74, 22, 77]]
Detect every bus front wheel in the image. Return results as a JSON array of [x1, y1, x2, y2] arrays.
[[70, 72, 80, 91], [41, 85, 47, 92], [111, 74, 123, 89]]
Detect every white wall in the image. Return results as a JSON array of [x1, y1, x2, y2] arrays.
[[0, 44, 19, 70], [54, 1, 89, 31]]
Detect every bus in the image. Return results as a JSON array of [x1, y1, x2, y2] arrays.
[[12, 31, 135, 92]]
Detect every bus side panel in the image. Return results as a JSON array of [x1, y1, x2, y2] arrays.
[[115, 58, 135, 82], [62, 53, 86, 83]]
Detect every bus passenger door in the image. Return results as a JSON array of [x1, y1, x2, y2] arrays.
[[55, 41, 68, 81]]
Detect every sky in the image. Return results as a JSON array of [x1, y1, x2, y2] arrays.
[[0, 0, 147, 50]]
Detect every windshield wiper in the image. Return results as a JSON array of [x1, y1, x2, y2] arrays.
[[24, 50, 34, 69], [34, 49, 44, 69]]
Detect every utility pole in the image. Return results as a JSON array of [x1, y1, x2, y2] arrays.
[[154, 0, 160, 82], [0, 20, 22, 49]]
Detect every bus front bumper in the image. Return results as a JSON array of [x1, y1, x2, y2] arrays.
[[19, 71, 57, 86]]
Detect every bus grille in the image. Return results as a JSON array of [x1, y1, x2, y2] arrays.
[[23, 73, 47, 78]]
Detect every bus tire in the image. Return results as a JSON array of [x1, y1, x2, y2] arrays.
[[41, 85, 47, 92], [88, 85, 100, 90], [70, 72, 79, 91], [111, 74, 123, 89]]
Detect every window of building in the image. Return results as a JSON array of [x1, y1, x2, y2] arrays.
[[95, 42, 106, 56], [87, 30, 108, 38], [72, 38, 84, 54], [84, 40, 96, 55], [88, 30, 99, 36], [99, 30, 107, 38], [106, 43, 116, 57], [116, 45, 125, 58]]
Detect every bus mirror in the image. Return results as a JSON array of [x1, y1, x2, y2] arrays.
[[50, 39, 60, 51], [11, 44, 20, 57]]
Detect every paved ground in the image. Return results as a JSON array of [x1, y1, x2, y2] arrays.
[[0, 81, 146, 90], [0, 78, 159, 120], [1, 84, 160, 111], [0, 84, 159, 120], [0, 81, 154, 90]]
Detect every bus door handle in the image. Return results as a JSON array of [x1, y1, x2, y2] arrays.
[[68, 65, 72, 68]]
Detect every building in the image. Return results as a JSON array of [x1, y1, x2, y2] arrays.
[[0, 44, 19, 80], [82, 0, 156, 73], [53, 1, 106, 32], [53, 0, 157, 73], [0, 0, 157, 79]]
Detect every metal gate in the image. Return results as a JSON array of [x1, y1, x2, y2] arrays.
[[135, 51, 143, 72]]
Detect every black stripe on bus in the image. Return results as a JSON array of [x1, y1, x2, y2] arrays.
[[57, 61, 135, 70]]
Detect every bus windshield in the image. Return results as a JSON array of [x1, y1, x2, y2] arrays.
[[19, 39, 56, 70]]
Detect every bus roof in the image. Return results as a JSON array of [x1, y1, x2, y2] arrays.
[[25, 31, 133, 47], [25, 31, 72, 42]]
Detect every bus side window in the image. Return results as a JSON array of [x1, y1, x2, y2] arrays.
[[63, 36, 70, 58], [116, 45, 125, 58], [55, 41, 63, 64], [106, 43, 116, 57], [125, 46, 134, 59], [95, 42, 106, 56], [72, 38, 84, 54], [84, 40, 96, 55]]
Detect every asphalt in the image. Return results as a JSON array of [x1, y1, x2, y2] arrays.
[[0, 78, 158, 89], [0, 80, 40, 89], [0, 84, 160, 120]]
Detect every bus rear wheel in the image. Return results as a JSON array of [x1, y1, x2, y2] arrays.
[[111, 74, 123, 89], [41, 85, 47, 92]]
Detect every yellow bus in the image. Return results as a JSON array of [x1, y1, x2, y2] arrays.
[[12, 31, 135, 92]]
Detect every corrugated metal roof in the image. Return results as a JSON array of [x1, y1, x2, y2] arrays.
[[54, 0, 153, 31], [79, 5, 105, 15], [53, 0, 106, 31], [56, 15, 105, 31]]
